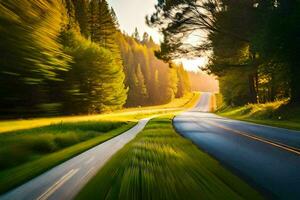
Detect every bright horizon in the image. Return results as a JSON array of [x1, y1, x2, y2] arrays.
[[107, 0, 208, 72]]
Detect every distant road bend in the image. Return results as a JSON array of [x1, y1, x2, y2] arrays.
[[0, 118, 151, 200], [174, 93, 300, 199]]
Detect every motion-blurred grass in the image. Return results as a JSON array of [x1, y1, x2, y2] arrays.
[[0, 93, 199, 133], [0, 121, 128, 170], [76, 117, 262, 200], [0, 121, 134, 194], [0, 93, 199, 194]]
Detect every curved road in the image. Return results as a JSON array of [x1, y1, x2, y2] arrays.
[[174, 93, 300, 199], [0, 118, 151, 200]]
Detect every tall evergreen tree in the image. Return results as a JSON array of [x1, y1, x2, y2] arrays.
[[110, 8, 120, 30], [136, 64, 148, 102], [89, 0, 100, 42], [93, 0, 119, 51], [73, 0, 90, 38], [133, 27, 140, 41], [142, 32, 149, 44]]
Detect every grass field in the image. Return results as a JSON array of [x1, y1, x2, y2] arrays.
[[216, 97, 300, 131], [76, 117, 262, 200], [0, 121, 135, 194], [0, 93, 199, 134], [0, 93, 199, 194]]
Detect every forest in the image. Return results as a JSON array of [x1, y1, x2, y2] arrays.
[[0, 0, 191, 118], [148, 0, 299, 106]]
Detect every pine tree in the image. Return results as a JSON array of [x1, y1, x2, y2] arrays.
[[94, 0, 119, 50], [61, 30, 127, 113], [73, 0, 90, 38], [136, 64, 148, 102], [110, 8, 120, 30], [89, 0, 100, 42], [153, 69, 160, 103], [176, 64, 191, 98], [133, 27, 140, 41], [64, 0, 76, 29], [142, 32, 149, 44], [88, 0, 127, 110]]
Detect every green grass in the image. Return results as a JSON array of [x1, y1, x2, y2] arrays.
[[0, 121, 130, 170], [0, 121, 135, 194], [76, 117, 262, 200], [0, 93, 199, 134], [217, 99, 300, 131], [0, 93, 200, 194]]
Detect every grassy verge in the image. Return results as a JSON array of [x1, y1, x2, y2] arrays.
[[76, 117, 262, 200], [0, 122, 135, 194], [0, 93, 199, 134], [0, 93, 200, 194], [216, 98, 300, 131]]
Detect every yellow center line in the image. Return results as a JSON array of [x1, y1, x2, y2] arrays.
[[197, 119, 300, 156]]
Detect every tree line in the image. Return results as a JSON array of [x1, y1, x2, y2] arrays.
[[0, 0, 191, 118], [117, 30, 190, 106], [148, 0, 299, 106]]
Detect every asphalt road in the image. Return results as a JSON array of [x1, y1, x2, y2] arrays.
[[0, 118, 151, 200], [174, 93, 300, 199]]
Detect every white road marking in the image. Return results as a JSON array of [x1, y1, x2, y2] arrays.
[[82, 166, 95, 181], [84, 156, 95, 165], [36, 168, 79, 200]]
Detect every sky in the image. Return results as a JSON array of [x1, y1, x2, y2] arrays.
[[107, 0, 208, 72]]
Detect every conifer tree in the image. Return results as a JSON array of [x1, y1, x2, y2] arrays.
[[136, 64, 148, 102], [89, 0, 100, 42], [153, 69, 160, 103], [133, 27, 140, 41], [110, 8, 120, 30], [94, 0, 119, 50], [176, 64, 191, 98], [142, 32, 149, 44], [73, 0, 90, 38]]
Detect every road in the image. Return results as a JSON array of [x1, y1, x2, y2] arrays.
[[0, 118, 150, 200], [174, 93, 300, 199]]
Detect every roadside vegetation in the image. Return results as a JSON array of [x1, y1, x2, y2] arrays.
[[216, 94, 300, 131], [76, 117, 262, 200], [0, 0, 191, 119], [0, 93, 198, 194], [0, 93, 198, 134], [0, 121, 134, 194]]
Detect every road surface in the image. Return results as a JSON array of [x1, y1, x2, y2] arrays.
[[0, 118, 150, 200], [174, 93, 300, 199]]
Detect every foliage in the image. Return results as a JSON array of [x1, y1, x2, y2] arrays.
[[60, 30, 127, 113], [148, 0, 300, 106], [76, 117, 262, 200], [0, 0, 128, 117], [0, 93, 198, 134], [217, 98, 300, 131], [0, 0, 192, 118], [0, 0, 71, 116], [117, 32, 191, 106]]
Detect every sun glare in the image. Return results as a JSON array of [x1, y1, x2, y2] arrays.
[[176, 57, 209, 72]]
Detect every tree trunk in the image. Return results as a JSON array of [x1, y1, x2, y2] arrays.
[[290, 64, 300, 104], [248, 73, 258, 103]]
